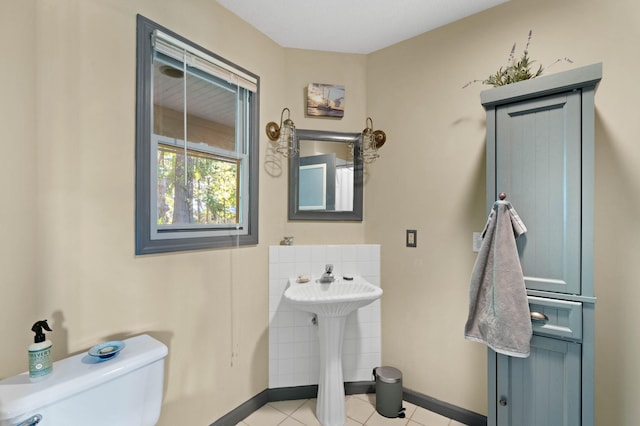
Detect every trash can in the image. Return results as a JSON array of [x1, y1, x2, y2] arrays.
[[374, 366, 405, 418]]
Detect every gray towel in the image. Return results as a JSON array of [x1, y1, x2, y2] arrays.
[[464, 201, 532, 358]]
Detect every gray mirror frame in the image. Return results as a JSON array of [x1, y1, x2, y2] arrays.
[[289, 129, 363, 221]]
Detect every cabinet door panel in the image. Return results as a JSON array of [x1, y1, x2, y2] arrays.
[[495, 92, 582, 294], [496, 335, 581, 426]]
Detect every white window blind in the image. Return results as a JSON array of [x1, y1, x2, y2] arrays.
[[152, 30, 257, 93]]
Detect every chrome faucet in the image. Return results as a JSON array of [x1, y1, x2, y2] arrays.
[[319, 264, 335, 283]]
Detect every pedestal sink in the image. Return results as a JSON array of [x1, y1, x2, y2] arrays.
[[283, 277, 382, 426]]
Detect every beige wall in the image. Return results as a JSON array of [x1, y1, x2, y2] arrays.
[[1, 0, 38, 379], [1, 0, 367, 424], [2, 0, 639, 424], [277, 48, 368, 244], [366, 0, 640, 424]]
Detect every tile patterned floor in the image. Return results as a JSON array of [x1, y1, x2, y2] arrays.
[[237, 394, 467, 426]]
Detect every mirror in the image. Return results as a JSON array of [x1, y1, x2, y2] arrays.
[[289, 129, 363, 221]]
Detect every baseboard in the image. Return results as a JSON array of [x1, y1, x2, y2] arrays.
[[403, 388, 487, 426], [209, 389, 269, 426], [268, 384, 319, 402], [211, 382, 486, 426], [263, 381, 376, 403]]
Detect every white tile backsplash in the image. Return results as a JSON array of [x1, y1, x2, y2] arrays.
[[269, 244, 381, 389]]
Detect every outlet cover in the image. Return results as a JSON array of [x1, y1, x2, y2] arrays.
[[406, 230, 417, 247]]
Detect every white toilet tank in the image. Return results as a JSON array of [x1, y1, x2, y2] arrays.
[[0, 334, 168, 426]]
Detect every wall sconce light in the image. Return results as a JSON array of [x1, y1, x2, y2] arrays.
[[361, 117, 386, 164], [266, 107, 298, 158]]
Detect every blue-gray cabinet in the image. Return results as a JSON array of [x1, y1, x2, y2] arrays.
[[481, 63, 602, 426]]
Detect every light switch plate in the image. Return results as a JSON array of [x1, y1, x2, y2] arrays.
[[406, 229, 417, 247]]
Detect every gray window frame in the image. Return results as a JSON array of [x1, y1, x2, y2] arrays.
[[135, 15, 259, 255]]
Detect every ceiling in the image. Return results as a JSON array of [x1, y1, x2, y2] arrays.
[[216, 0, 510, 54]]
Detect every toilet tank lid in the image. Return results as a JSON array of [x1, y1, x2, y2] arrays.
[[0, 334, 168, 422]]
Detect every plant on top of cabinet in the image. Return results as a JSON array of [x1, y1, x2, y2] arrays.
[[463, 31, 573, 88]]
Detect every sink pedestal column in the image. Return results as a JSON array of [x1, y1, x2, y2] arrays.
[[316, 315, 347, 426]]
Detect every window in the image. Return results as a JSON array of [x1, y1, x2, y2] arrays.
[[136, 15, 259, 254]]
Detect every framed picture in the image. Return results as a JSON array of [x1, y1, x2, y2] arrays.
[[307, 83, 345, 118]]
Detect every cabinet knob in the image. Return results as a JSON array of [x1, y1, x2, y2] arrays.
[[499, 398, 508, 407]]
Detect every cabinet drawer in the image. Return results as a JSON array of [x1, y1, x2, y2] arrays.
[[528, 296, 582, 341]]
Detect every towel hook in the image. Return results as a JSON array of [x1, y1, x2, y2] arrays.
[[499, 192, 507, 200]]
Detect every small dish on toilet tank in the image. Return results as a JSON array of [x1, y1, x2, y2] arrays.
[[88, 341, 125, 359]]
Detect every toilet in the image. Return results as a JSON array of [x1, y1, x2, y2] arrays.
[[0, 334, 168, 426]]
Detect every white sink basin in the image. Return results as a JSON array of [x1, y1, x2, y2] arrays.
[[284, 276, 382, 317]]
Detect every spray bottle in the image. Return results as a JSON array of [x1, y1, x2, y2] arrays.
[[29, 320, 53, 381]]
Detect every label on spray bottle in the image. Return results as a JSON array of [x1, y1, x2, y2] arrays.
[[29, 346, 52, 379]]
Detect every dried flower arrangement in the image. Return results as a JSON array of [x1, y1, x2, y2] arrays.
[[463, 31, 573, 88]]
